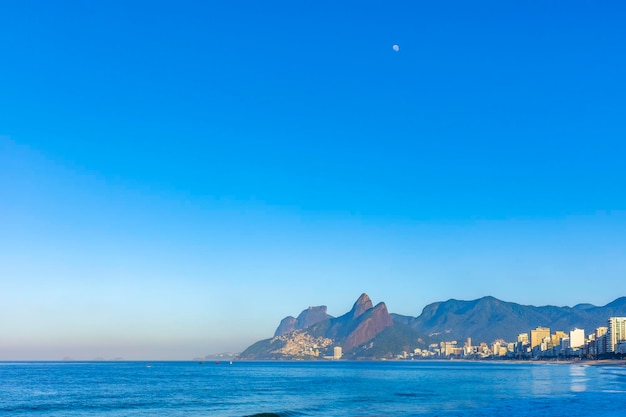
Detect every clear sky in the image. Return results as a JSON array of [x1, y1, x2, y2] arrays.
[[1, 1, 625, 360]]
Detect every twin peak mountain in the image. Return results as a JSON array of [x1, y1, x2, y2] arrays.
[[275, 293, 393, 352], [241, 293, 397, 359], [239, 293, 626, 360]]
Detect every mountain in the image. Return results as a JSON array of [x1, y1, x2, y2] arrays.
[[274, 306, 333, 336], [392, 296, 626, 343], [239, 294, 626, 360], [240, 293, 410, 360], [350, 322, 427, 359], [307, 293, 394, 352]]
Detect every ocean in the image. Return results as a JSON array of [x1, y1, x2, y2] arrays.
[[1, 361, 625, 416]]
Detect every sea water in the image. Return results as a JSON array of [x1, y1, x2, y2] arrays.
[[1, 361, 625, 416]]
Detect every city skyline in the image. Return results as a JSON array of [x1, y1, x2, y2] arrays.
[[239, 291, 626, 360], [2, 1, 626, 360]]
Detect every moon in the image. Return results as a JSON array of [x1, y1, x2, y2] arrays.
[[392, 44, 400, 52]]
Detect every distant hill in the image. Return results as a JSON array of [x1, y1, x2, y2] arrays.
[[239, 294, 626, 360], [392, 296, 626, 343]]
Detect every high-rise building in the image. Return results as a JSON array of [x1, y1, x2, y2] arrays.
[[517, 333, 529, 343], [530, 327, 550, 349], [569, 328, 585, 349], [444, 341, 458, 356], [592, 326, 608, 355], [597, 334, 608, 355], [333, 346, 343, 360], [551, 331, 568, 346], [608, 317, 626, 353]]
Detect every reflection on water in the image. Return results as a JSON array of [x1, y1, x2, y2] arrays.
[[569, 365, 588, 392], [530, 364, 591, 396], [531, 365, 557, 396]]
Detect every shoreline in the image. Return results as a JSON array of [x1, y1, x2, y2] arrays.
[[2, 358, 625, 367], [476, 358, 626, 367]]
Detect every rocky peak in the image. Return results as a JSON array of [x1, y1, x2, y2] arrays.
[[351, 293, 374, 318], [342, 302, 393, 352], [274, 305, 333, 336], [274, 316, 297, 337], [296, 306, 331, 329]]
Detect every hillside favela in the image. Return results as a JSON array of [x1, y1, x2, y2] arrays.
[[239, 293, 626, 362]]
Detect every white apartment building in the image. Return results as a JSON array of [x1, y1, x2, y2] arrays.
[[569, 328, 585, 349], [608, 317, 626, 353]]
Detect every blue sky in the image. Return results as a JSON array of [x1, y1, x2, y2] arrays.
[[1, 1, 625, 359]]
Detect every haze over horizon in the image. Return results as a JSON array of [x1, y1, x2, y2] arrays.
[[2, 1, 625, 360]]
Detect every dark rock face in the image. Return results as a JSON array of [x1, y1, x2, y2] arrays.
[[306, 294, 393, 353], [274, 306, 333, 336], [274, 316, 297, 337], [297, 306, 332, 330], [342, 302, 393, 351]]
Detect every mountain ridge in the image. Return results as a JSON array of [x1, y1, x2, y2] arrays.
[[392, 296, 626, 343], [239, 294, 626, 360]]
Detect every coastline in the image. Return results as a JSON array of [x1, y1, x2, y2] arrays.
[[502, 359, 626, 367], [573, 359, 626, 367]]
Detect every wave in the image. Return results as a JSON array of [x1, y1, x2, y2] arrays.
[[245, 410, 309, 417]]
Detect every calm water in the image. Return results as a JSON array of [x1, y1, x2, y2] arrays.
[[1, 361, 625, 416]]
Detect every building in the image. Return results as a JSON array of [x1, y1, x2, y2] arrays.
[[333, 346, 343, 360], [597, 334, 608, 355], [569, 328, 585, 349], [530, 327, 550, 349], [551, 331, 567, 346], [608, 317, 626, 353], [443, 341, 459, 356], [590, 327, 608, 356], [596, 326, 608, 338], [492, 341, 501, 356]]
